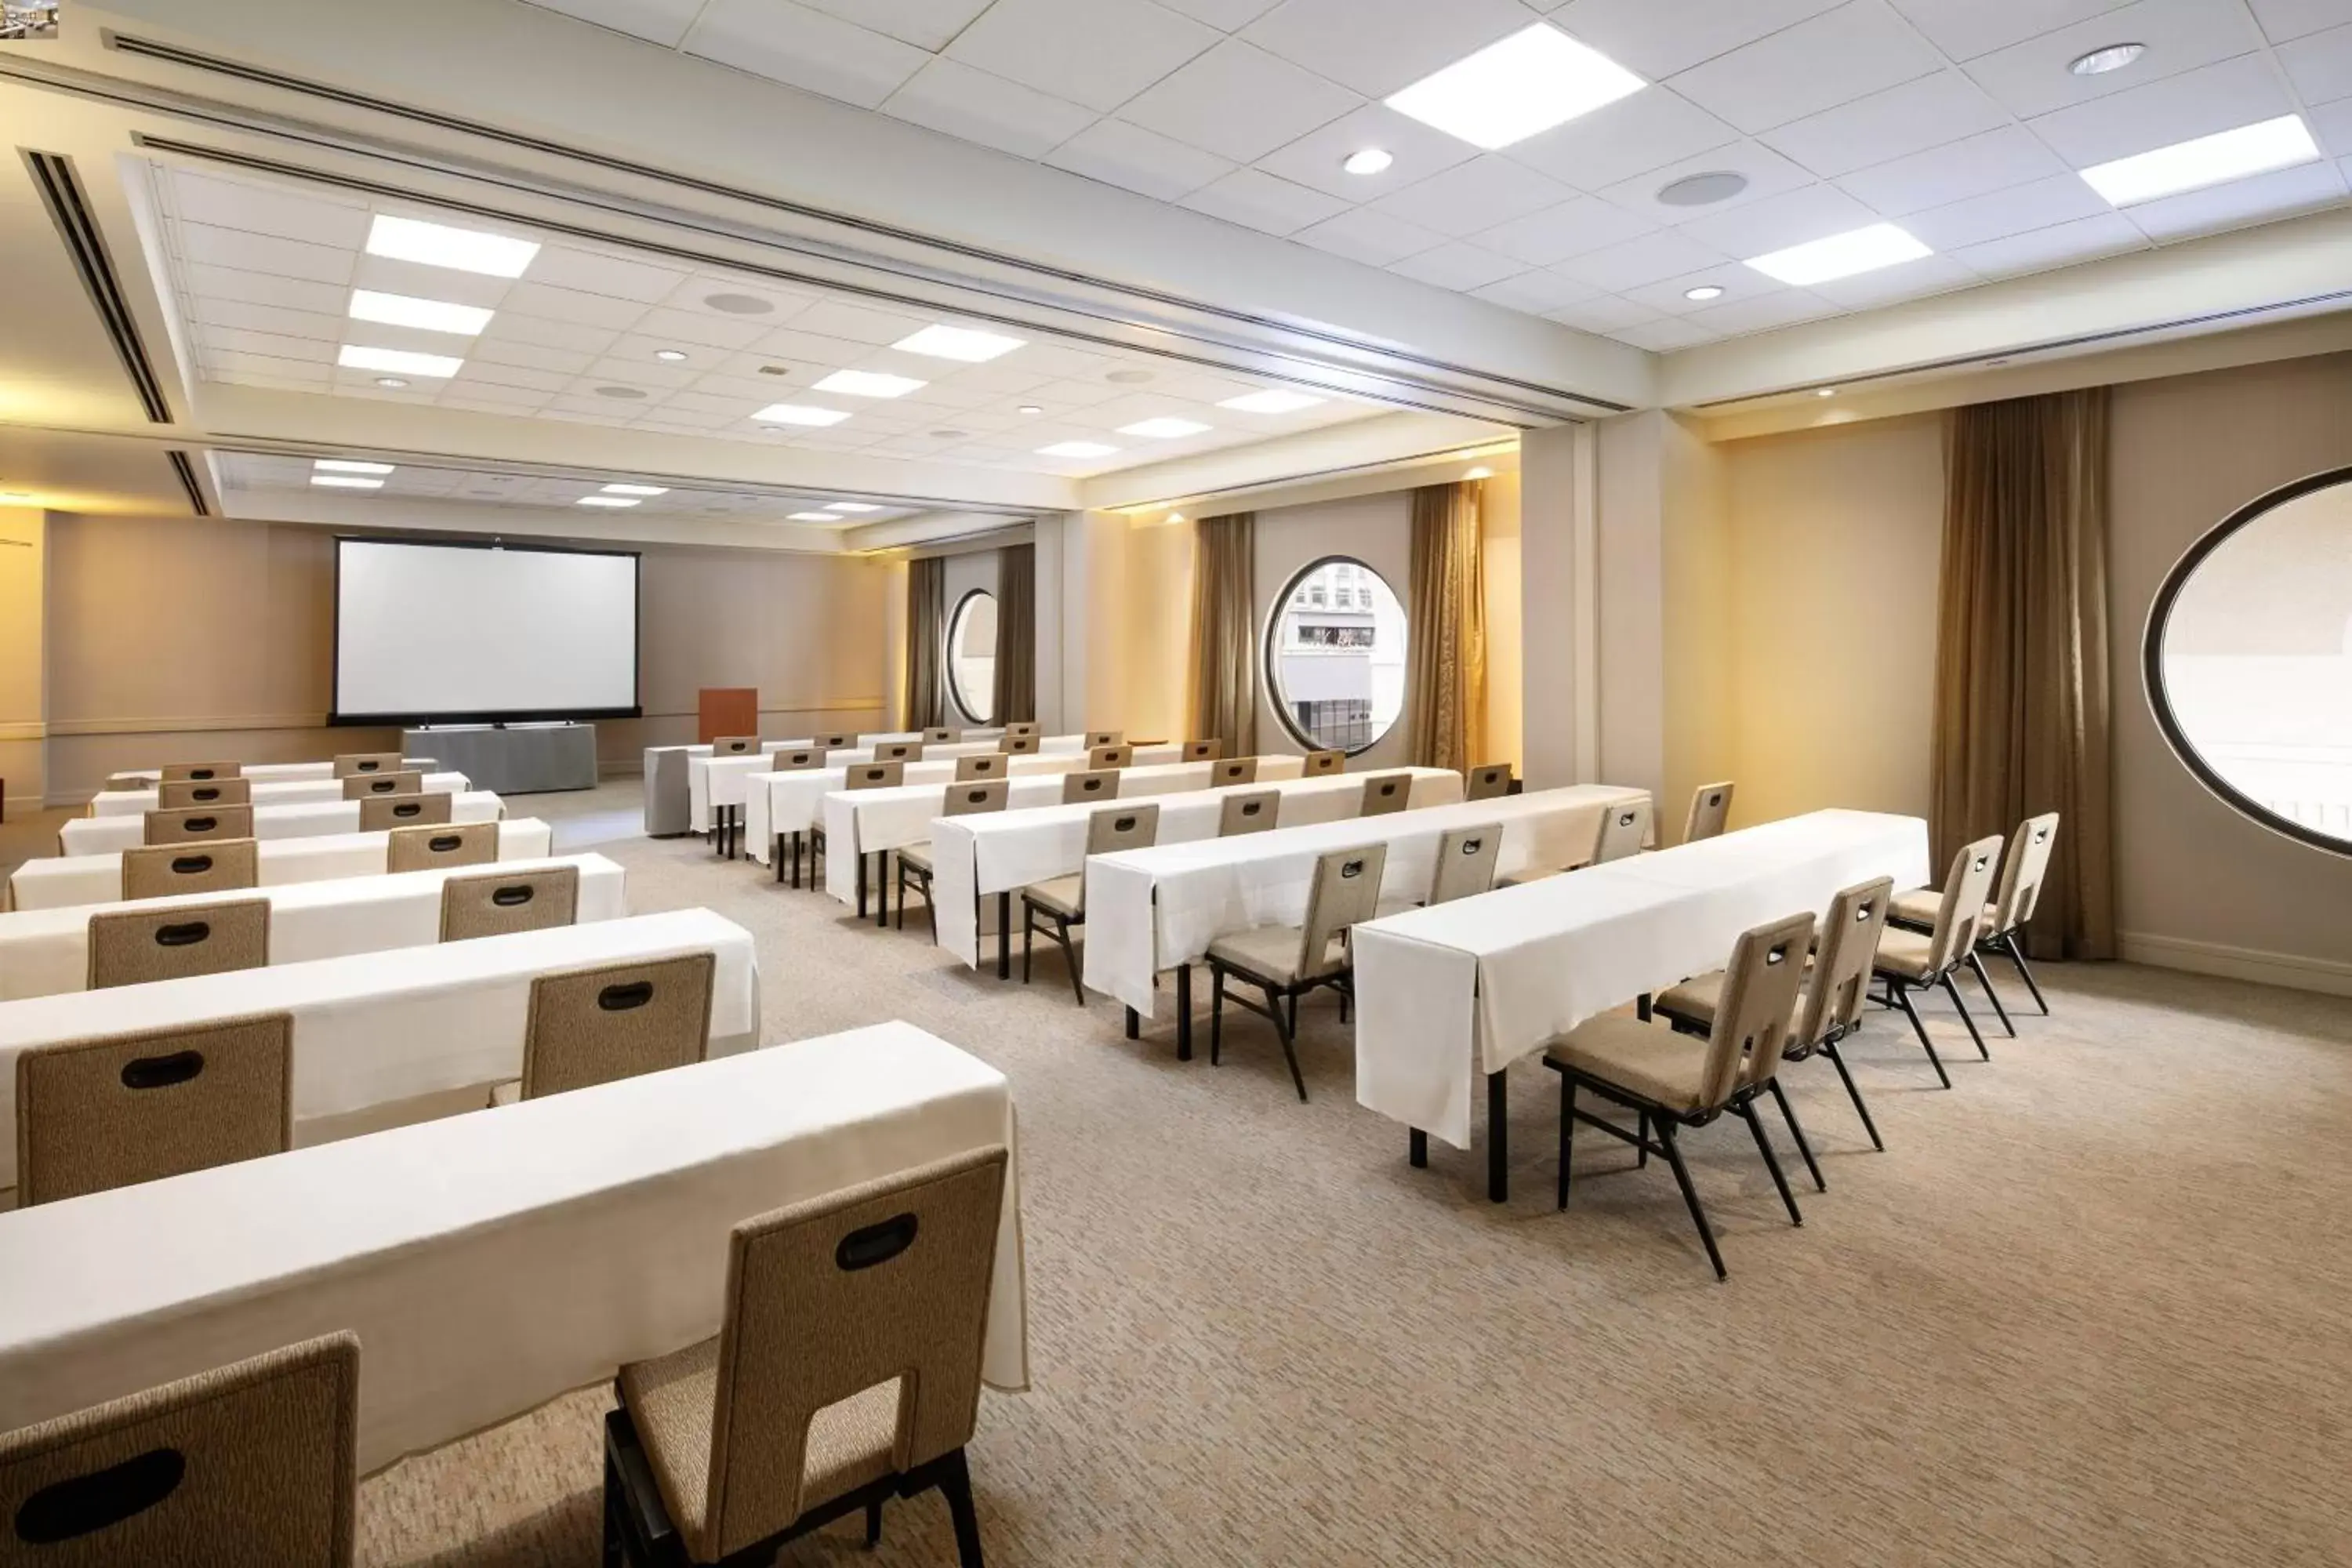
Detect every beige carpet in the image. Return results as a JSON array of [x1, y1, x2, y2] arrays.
[[14, 786, 2352, 1564]]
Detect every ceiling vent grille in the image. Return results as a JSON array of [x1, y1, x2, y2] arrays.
[[23, 150, 173, 424]]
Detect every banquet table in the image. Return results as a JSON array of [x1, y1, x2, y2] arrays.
[[670, 731, 1011, 838], [0, 1022, 1026, 1475], [0, 852, 626, 1001], [59, 790, 506, 856], [0, 907, 760, 1186], [102, 757, 438, 790], [5, 818, 556, 911], [1351, 808, 1931, 1200], [85, 771, 472, 817]]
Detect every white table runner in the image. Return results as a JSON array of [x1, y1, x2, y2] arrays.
[[60, 791, 506, 857], [0, 1022, 1025, 1475], [1083, 784, 1653, 1018], [103, 758, 438, 789], [1351, 809, 1933, 1147], [86, 771, 472, 818], [0, 853, 626, 1001], [681, 732, 1022, 831]]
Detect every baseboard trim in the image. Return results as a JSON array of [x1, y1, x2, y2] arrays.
[[2118, 931, 2352, 997]]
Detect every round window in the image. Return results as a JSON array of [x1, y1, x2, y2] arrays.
[[1265, 556, 1408, 755], [2146, 466, 2352, 855], [947, 589, 998, 725]]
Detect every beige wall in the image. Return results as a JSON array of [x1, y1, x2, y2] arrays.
[[0, 511, 44, 818], [1479, 470, 1524, 774], [1123, 519, 1194, 746]]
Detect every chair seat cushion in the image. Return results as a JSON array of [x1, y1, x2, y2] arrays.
[[1542, 1014, 1709, 1115], [896, 843, 934, 875], [1022, 874, 1083, 919], [1890, 886, 1998, 933], [1207, 924, 1342, 985], [1875, 927, 1940, 982], [1654, 970, 1809, 1045]]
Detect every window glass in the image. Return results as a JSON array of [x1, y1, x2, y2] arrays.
[[947, 590, 997, 724], [1266, 557, 1407, 754]]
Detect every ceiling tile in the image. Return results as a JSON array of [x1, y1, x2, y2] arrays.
[[2122, 157, 2349, 240], [793, 299, 931, 343], [623, 306, 779, 351], [1468, 268, 1602, 313], [175, 223, 354, 286], [519, 0, 710, 47], [470, 337, 602, 376], [167, 173, 372, 249], [1671, 182, 1879, 257], [1548, 0, 1847, 79], [1964, 0, 2266, 121], [659, 275, 819, 320], [1610, 315, 1720, 350], [2026, 54, 2295, 165], [1250, 103, 1478, 200], [794, 0, 994, 49], [1836, 125, 2073, 214], [1156, 0, 1287, 26], [1762, 70, 2012, 179], [1681, 287, 1843, 333], [1502, 87, 1741, 190], [1802, 249, 1979, 307], [945, 0, 1221, 114], [191, 297, 346, 343], [1665, 2, 1946, 134], [1948, 209, 2147, 274], [201, 325, 337, 365], [1886, 0, 2129, 60], [349, 254, 514, 310], [1474, 194, 1656, 264], [1901, 170, 2111, 249], [203, 350, 329, 384], [2250, 0, 2352, 44], [180, 263, 348, 318], [1181, 166, 1352, 234], [1551, 227, 1733, 290], [524, 245, 689, 303], [450, 360, 573, 394], [1592, 139, 1817, 223], [497, 281, 648, 329], [1118, 38, 1361, 162], [1616, 261, 1788, 315], [1240, 0, 1540, 98], [1290, 205, 1448, 264], [882, 57, 1099, 158], [1385, 241, 1526, 290], [2311, 96, 2352, 156], [479, 311, 624, 354], [684, 0, 931, 109], [1542, 293, 1663, 332], [1046, 118, 1235, 199], [1368, 155, 1576, 236], [2279, 24, 2352, 104]]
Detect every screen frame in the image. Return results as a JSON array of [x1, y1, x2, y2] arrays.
[[328, 535, 645, 727]]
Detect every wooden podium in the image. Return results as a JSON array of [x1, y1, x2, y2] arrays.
[[697, 688, 758, 744]]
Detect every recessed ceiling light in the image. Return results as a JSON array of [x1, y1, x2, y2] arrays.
[[1385, 24, 1645, 151], [654, 348, 690, 362], [1119, 417, 1211, 438], [347, 289, 492, 336], [1038, 441, 1117, 458], [787, 511, 839, 521], [1657, 171, 1749, 207], [1017, 404, 1045, 414], [752, 404, 852, 426], [1816, 388, 1838, 398], [1219, 389, 1325, 413], [310, 475, 383, 490], [1683, 285, 1726, 302], [365, 215, 539, 278], [813, 370, 927, 398], [338, 344, 463, 378], [601, 483, 668, 495], [1745, 223, 1930, 285], [1341, 148, 1394, 176], [314, 459, 394, 475], [704, 292, 775, 314], [576, 495, 639, 508], [826, 502, 882, 513], [892, 325, 1025, 362], [2078, 114, 2319, 205], [374, 377, 410, 390], [2070, 42, 2145, 76]]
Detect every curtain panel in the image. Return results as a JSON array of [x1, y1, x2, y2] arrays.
[[1932, 387, 2116, 960], [1185, 513, 1258, 754], [902, 554, 947, 731], [1406, 480, 1487, 770], [994, 543, 1037, 724]]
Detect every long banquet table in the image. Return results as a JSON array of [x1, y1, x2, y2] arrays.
[[670, 731, 1009, 837], [85, 771, 472, 817], [102, 757, 439, 790], [0, 1022, 1026, 1474], [59, 790, 506, 856]]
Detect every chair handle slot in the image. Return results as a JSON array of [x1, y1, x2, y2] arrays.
[[368, 779, 397, 793], [121, 1051, 204, 1090], [392, 804, 423, 818], [183, 816, 217, 833], [13, 1448, 187, 1543], [1461, 838, 1483, 855], [153, 921, 211, 947], [169, 855, 212, 874], [428, 834, 463, 851], [597, 981, 655, 1011], [191, 787, 220, 803], [837, 1214, 918, 1271], [491, 885, 535, 907], [1341, 859, 1364, 878]]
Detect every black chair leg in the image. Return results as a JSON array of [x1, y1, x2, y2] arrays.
[[2002, 931, 2051, 1014], [1021, 903, 1033, 982], [1739, 1102, 1803, 1226], [1891, 984, 1951, 1087], [1057, 917, 1083, 1006], [866, 1497, 884, 1548], [1209, 966, 1225, 1065], [1267, 982, 1307, 1102], [938, 1448, 985, 1568], [1636, 1111, 1649, 1168], [895, 861, 906, 931], [1768, 1077, 1824, 1191], [1653, 1120, 1726, 1280], [1821, 1042, 1884, 1150], [1940, 973, 1990, 1061], [1557, 1078, 1575, 1210], [601, 1444, 624, 1568], [1967, 950, 2016, 1036]]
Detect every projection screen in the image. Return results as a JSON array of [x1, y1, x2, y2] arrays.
[[332, 538, 641, 724]]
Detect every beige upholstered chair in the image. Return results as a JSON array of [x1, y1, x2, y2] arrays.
[[1004, 721, 1039, 737], [1182, 739, 1224, 761], [1359, 771, 1413, 816], [814, 733, 851, 750], [386, 820, 498, 873], [771, 748, 824, 771], [1890, 811, 2060, 1026], [1060, 769, 1117, 805], [1544, 910, 1815, 1279], [342, 771, 423, 800], [1871, 834, 2004, 1087], [87, 898, 270, 990], [1218, 790, 1278, 837], [1302, 750, 1345, 776], [359, 793, 451, 832], [14, 1012, 293, 1205], [441, 866, 580, 942], [806, 762, 902, 878], [143, 804, 256, 847], [1465, 764, 1513, 801], [0, 1333, 358, 1564], [875, 741, 924, 763], [711, 735, 759, 756], [1373, 823, 1501, 920], [1020, 804, 1158, 1004], [160, 761, 241, 782], [517, 953, 713, 1100], [120, 839, 259, 902], [1211, 757, 1259, 786], [1087, 743, 1134, 771], [1206, 843, 1386, 1102], [1083, 729, 1123, 748], [1682, 781, 1734, 844], [954, 754, 1004, 782], [604, 1149, 1006, 1568], [997, 734, 1039, 755], [896, 779, 1010, 933], [332, 753, 401, 779], [157, 778, 251, 809], [924, 727, 957, 743]]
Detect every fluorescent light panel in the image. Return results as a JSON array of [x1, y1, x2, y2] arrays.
[[813, 370, 927, 398], [787, 511, 840, 521], [1385, 24, 1645, 151], [1744, 223, 1930, 285], [310, 475, 383, 490], [892, 325, 1025, 362], [348, 289, 493, 336], [601, 483, 668, 495], [1119, 418, 1211, 438], [576, 495, 639, 508], [365, 215, 539, 278], [337, 344, 464, 377], [1220, 390, 1324, 413], [753, 404, 852, 426], [1038, 441, 1116, 458], [2079, 115, 2319, 205], [313, 459, 394, 475]]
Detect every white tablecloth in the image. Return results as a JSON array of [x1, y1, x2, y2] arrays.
[[677, 733, 1019, 831], [1351, 808, 1933, 1147], [103, 758, 438, 789], [1083, 784, 1653, 1018], [929, 768, 1459, 965], [59, 792, 506, 857], [820, 755, 1308, 906], [6, 819, 556, 912], [86, 771, 472, 818], [0, 1022, 1025, 1475], [0, 908, 760, 1185], [0, 854, 626, 1002]]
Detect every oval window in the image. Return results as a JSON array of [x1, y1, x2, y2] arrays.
[[947, 589, 997, 725], [1265, 556, 1408, 755], [2146, 466, 2352, 855]]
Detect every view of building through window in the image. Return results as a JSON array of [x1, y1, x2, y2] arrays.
[[948, 589, 996, 725], [1269, 557, 1406, 753]]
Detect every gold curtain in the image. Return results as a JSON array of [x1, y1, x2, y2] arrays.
[[1185, 512, 1258, 753], [994, 542, 1036, 724], [1932, 387, 2115, 960], [1406, 480, 1487, 770], [902, 554, 946, 731]]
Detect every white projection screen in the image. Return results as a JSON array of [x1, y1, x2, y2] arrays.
[[333, 539, 641, 723]]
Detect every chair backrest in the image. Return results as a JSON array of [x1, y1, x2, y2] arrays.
[[331, 753, 401, 779], [440, 865, 580, 942], [1212, 757, 1259, 786], [697, 1149, 1007, 1556], [1087, 743, 1134, 770], [1358, 771, 1413, 817], [712, 735, 759, 756], [814, 733, 851, 750], [1465, 764, 1512, 801], [15, 1012, 293, 1205], [1428, 824, 1502, 906], [1004, 721, 1040, 738], [1792, 878, 1893, 1051], [771, 748, 824, 771], [1083, 729, 1123, 748], [1923, 834, 2005, 973], [1682, 780, 1734, 844], [1697, 911, 1816, 1109], [1218, 790, 1278, 836], [160, 761, 241, 783], [924, 728, 956, 743], [875, 741, 923, 763], [997, 735, 1039, 755], [1992, 812, 2061, 931], [87, 898, 270, 991], [143, 805, 256, 847], [1085, 801, 1159, 860], [1302, 750, 1345, 776], [954, 753, 1004, 782], [359, 793, 452, 832], [1590, 797, 1650, 865], [1295, 844, 1388, 982], [342, 771, 423, 800], [0, 1333, 358, 1564], [519, 952, 713, 1099], [1182, 739, 1223, 761], [845, 762, 903, 791], [385, 820, 498, 873], [120, 840, 259, 902], [1061, 769, 1117, 805], [943, 779, 1009, 817], [157, 778, 252, 809]]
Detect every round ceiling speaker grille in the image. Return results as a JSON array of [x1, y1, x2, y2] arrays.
[[1105, 369, 1153, 384], [703, 292, 775, 314], [594, 385, 648, 399], [1656, 171, 1750, 207]]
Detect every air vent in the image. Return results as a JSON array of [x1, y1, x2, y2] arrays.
[[167, 451, 210, 517], [24, 151, 172, 424]]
